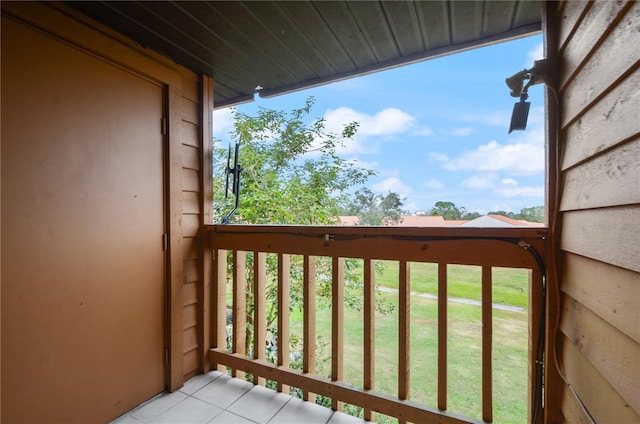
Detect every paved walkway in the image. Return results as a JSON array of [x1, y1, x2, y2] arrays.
[[377, 286, 525, 313]]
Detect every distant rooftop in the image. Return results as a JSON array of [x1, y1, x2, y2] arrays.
[[338, 214, 544, 227]]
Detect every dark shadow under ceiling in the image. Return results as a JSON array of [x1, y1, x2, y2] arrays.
[[69, 1, 541, 109]]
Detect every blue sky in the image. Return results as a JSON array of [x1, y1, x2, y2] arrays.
[[212, 34, 545, 215]]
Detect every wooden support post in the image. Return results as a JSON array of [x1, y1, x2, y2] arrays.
[[438, 263, 448, 411], [331, 257, 345, 411], [213, 249, 228, 372], [253, 251, 267, 386], [232, 250, 246, 379], [363, 258, 376, 422], [482, 266, 493, 423], [277, 253, 291, 394], [529, 269, 544, 424], [303, 255, 317, 402], [398, 260, 411, 424]]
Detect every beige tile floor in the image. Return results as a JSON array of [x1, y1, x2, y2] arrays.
[[111, 371, 370, 424]]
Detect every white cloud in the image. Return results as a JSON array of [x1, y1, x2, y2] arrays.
[[449, 127, 476, 136], [462, 173, 498, 189], [458, 111, 510, 128], [372, 177, 412, 196], [502, 178, 518, 186], [324, 107, 415, 137], [429, 152, 448, 162], [319, 107, 415, 155], [413, 126, 435, 136], [424, 179, 444, 189], [527, 42, 544, 68], [496, 185, 544, 198], [212, 107, 235, 139], [443, 138, 544, 174]]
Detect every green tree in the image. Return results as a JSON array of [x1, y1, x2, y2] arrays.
[[488, 210, 516, 218], [515, 206, 544, 223], [213, 98, 393, 379], [342, 188, 405, 225], [214, 97, 373, 225], [461, 211, 482, 220], [429, 201, 464, 220]]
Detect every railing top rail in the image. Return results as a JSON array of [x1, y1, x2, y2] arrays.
[[206, 224, 548, 270], [205, 224, 547, 239]]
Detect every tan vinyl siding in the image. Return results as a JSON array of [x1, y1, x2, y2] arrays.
[[554, 1, 640, 422]]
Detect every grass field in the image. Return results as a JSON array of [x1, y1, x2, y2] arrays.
[[285, 262, 531, 423]]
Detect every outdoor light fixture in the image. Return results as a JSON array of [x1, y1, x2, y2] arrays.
[[506, 59, 548, 133]]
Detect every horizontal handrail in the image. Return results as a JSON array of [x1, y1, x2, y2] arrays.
[[205, 224, 547, 424], [205, 224, 547, 269]]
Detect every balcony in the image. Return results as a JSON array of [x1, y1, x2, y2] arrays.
[[112, 370, 368, 424], [205, 224, 548, 424]]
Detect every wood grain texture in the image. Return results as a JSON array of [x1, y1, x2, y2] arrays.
[[207, 226, 547, 269], [181, 143, 200, 171], [363, 258, 376, 422], [561, 206, 640, 272], [331, 256, 345, 411], [182, 190, 200, 214], [561, 2, 640, 127], [562, 69, 640, 170], [562, 253, 640, 344], [182, 168, 200, 192], [438, 263, 448, 411], [556, 0, 591, 52], [183, 348, 198, 377], [398, 261, 411, 402], [303, 255, 317, 402], [168, 84, 185, 391], [183, 281, 198, 306], [559, 383, 593, 424], [181, 120, 200, 148], [277, 253, 291, 393], [232, 250, 247, 379], [253, 252, 267, 386], [481, 267, 492, 423], [181, 97, 199, 125], [560, 137, 640, 211], [182, 213, 200, 238], [559, 0, 630, 88], [560, 294, 640, 414], [528, 270, 543, 424], [213, 249, 228, 371], [559, 336, 639, 423]]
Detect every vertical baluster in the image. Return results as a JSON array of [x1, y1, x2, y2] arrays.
[[528, 269, 543, 424], [482, 266, 493, 422], [213, 249, 228, 372], [253, 251, 267, 386], [437, 263, 447, 410], [331, 257, 344, 411], [232, 250, 246, 379], [303, 255, 316, 402], [398, 260, 411, 424], [363, 258, 376, 422], [277, 253, 291, 394]]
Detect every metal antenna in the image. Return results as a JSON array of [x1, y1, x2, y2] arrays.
[[221, 142, 242, 224]]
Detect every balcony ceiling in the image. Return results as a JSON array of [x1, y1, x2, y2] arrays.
[[68, 1, 541, 108]]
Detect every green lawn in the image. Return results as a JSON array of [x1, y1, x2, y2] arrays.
[[285, 263, 530, 423], [375, 262, 531, 308]]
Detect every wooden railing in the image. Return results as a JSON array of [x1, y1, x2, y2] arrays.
[[206, 225, 547, 424]]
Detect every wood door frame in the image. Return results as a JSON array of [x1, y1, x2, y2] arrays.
[[1, 2, 187, 391]]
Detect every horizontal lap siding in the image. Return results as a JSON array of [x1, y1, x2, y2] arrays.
[[555, 1, 640, 422], [179, 69, 204, 379]]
